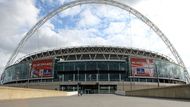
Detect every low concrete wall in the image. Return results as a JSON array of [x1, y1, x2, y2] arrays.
[[0, 86, 77, 100], [5, 82, 60, 90], [117, 82, 179, 91], [125, 84, 190, 99], [115, 91, 126, 96]]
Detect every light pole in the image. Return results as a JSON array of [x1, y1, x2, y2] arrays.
[[155, 64, 160, 87], [129, 66, 133, 91], [77, 67, 79, 94], [130, 76, 132, 91], [27, 64, 31, 88], [97, 68, 100, 93], [97, 68, 99, 82], [122, 80, 125, 91], [16, 72, 18, 84], [27, 68, 30, 88], [127, 57, 133, 91]]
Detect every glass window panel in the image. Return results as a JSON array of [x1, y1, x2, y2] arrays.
[[97, 62, 108, 71], [110, 74, 119, 81], [99, 74, 108, 81]]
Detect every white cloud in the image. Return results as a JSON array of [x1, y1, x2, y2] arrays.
[[77, 8, 101, 27], [104, 22, 127, 34], [0, 0, 39, 74], [0, 0, 38, 37], [94, 5, 129, 21], [0, 0, 38, 52]]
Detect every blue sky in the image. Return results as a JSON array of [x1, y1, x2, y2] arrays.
[[35, 0, 74, 29], [34, 0, 132, 36]]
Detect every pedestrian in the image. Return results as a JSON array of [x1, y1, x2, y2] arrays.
[[78, 90, 80, 96], [80, 90, 83, 96]]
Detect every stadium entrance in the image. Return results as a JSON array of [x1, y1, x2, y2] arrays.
[[59, 84, 117, 94], [82, 85, 98, 94]]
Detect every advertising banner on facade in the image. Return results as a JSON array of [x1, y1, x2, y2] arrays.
[[131, 57, 154, 77], [31, 59, 53, 78]]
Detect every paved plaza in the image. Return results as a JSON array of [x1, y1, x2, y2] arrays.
[[0, 94, 189, 107]]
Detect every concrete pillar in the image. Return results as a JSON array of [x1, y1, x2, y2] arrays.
[[97, 71, 99, 82], [108, 86, 110, 94], [96, 74, 98, 82], [108, 73, 110, 81], [73, 74, 75, 81], [62, 74, 64, 82], [98, 84, 100, 94], [119, 73, 121, 81], [85, 74, 86, 82]]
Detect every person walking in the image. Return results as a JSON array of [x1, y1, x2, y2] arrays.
[[80, 90, 83, 96], [78, 90, 80, 96]]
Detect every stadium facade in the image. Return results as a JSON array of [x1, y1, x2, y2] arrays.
[[1, 46, 186, 94]]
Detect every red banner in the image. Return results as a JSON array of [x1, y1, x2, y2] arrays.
[[31, 59, 53, 78], [131, 57, 154, 77]]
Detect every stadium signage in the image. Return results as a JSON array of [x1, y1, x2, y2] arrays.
[[131, 57, 155, 77], [31, 59, 53, 78]]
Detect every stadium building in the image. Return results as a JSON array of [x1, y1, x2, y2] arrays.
[[1, 46, 186, 94]]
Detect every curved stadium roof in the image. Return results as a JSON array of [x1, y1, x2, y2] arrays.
[[14, 46, 174, 64]]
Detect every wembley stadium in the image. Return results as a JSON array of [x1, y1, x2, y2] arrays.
[[1, 0, 189, 94], [1, 46, 186, 94]]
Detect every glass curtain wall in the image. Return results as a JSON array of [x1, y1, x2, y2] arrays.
[[3, 63, 29, 83], [55, 61, 128, 82], [155, 60, 185, 82]]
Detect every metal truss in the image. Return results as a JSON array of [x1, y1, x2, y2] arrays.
[[5, 0, 190, 82], [17, 46, 172, 63]]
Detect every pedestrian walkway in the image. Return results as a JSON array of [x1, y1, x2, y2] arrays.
[[0, 94, 189, 107]]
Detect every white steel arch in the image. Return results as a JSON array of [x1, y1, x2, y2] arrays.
[[5, 0, 190, 82]]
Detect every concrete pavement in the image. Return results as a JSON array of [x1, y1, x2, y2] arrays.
[[0, 94, 189, 107]]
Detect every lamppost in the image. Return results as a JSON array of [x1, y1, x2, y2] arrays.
[[77, 67, 79, 94], [97, 68, 99, 82], [127, 57, 133, 91], [129, 65, 133, 91], [97, 68, 100, 93], [16, 72, 18, 84], [27, 64, 31, 88], [155, 64, 160, 87], [122, 80, 125, 91], [130, 76, 132, 91], [27, 68, 30, 88]]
